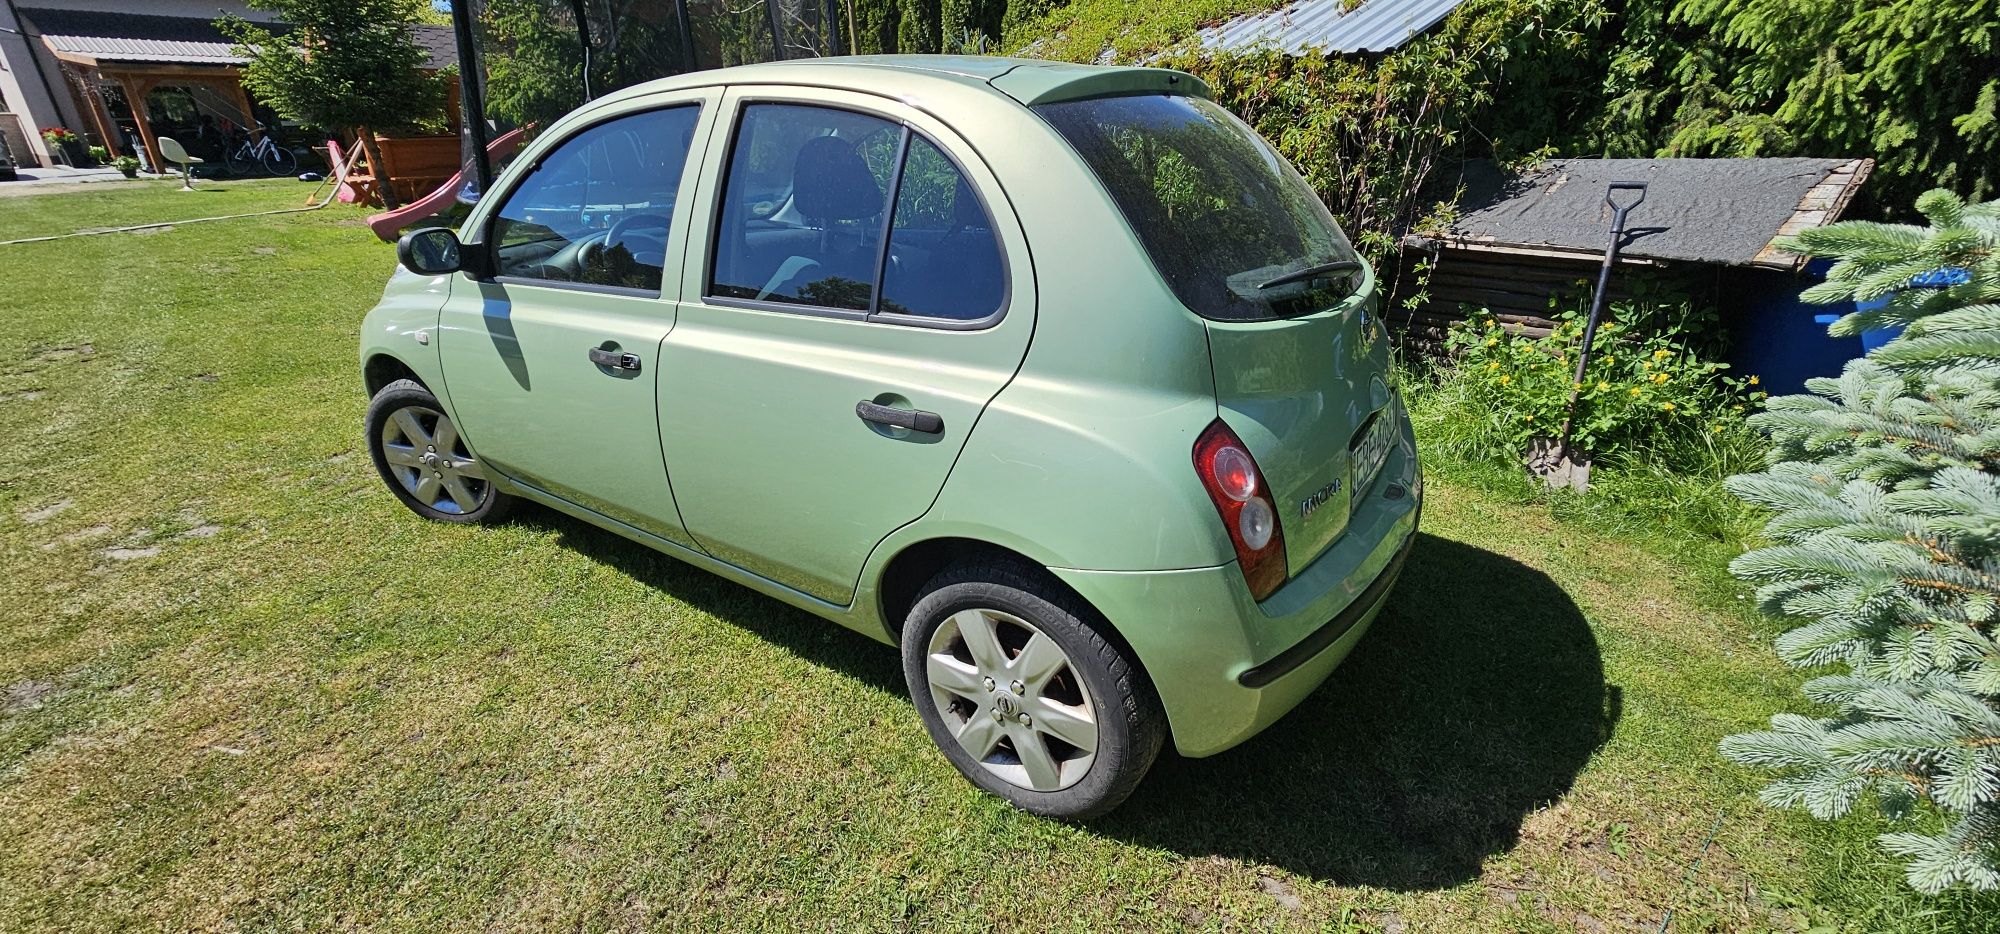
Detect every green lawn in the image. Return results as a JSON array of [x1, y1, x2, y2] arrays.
[[1, 184, 1994, 932]]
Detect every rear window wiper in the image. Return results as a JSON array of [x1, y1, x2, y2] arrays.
[[1257, 260, 1362, 291]]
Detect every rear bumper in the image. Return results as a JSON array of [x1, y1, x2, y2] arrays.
[[1053, 428, 1420, 757]]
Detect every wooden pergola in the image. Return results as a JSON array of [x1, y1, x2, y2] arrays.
[[49, 51, 256, 175]]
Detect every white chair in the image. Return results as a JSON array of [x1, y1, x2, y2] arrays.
[[156, 136, 202, 191]]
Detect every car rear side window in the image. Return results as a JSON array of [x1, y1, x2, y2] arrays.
[[878, 136, 1005, 321], [1034, 95, 1359, 321], [709, 102, 1004, 324], [488, 105, 700, 295]]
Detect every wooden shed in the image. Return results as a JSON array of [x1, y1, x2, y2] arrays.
[[1391, 157, 1872, 348]]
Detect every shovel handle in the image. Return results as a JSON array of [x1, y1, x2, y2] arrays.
[[1606, 181, 1647, 215]]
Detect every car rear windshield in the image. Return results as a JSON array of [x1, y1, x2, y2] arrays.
[[1035, 94, 1360, 321]]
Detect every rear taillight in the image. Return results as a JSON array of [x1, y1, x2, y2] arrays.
[[1193, 419, 1287, 600]]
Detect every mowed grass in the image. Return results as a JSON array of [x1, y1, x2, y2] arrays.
[[0, 177, 323, 242], [1, 185, 1994, 932]]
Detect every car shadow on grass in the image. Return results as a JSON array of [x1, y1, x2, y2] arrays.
[[1097, 532, 1620, 889], [531, 509, 1615, 891]]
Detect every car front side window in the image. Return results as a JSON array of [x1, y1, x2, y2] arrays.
[[488, 105, 700, 294]]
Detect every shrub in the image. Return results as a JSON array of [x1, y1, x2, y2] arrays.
[[1425, 295, 1761, 472], [1719, 189, 2000, 893]]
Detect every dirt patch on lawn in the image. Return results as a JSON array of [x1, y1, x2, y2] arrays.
[[3, 680, 58, 714]]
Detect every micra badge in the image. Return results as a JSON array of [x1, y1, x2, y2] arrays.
[[1300, 479, 1342, 520]]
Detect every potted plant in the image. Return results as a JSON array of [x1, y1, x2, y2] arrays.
[[112, 155, 140, 179], [39, 127, 91, 167], [88, 145, 109, 164]]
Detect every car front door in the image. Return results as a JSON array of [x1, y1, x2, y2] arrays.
[[437, 91, 720, 546], [659, 89, 1033, 603]]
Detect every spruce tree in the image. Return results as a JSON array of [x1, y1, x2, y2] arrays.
[[1721, 189, 2000, 893]]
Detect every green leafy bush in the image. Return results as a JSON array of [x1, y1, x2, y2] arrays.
[[1719, 189, 2000, 893], [1425, 296, 1761, 472]]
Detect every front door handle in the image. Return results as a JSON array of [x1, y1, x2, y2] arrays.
[[588, 346, 642, 372], [856, 400, 943, 434]]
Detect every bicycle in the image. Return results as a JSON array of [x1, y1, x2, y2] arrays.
[[223, 127, 298, 177]]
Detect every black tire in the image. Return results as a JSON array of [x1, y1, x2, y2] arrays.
[[901, 559, 1165, 819], [262, 145, 297, 176], [365, 378, 514, 524]]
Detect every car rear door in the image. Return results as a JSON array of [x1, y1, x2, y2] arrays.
[[436, 90, 720, 546], [658, 87, 1032, 604]]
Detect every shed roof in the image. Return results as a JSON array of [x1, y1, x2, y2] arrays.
[[1196, 0, 1469, 55], [29, 9, 249, 66], [24, 8, 456, 70], [1423, 157, 1873, 269]]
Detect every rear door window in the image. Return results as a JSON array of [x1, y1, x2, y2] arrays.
[[708, 103, 1005, 324], [709, 103, 901, 311], [1034, 95, 1359, 321]]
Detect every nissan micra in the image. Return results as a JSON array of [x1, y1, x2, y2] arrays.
[[364, 55, 1419, 818]]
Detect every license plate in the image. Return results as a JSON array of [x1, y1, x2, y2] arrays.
[[1350, 411, 1395, 501]]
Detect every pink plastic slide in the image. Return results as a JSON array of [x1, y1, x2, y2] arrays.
[[363, 126, 530, 242]]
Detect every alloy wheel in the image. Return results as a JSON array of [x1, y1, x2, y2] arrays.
[[379, 404, 489, 515], [924, 608, 1099, 792]]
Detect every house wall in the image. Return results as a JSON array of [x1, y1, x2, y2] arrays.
[[0, 0, 72, 165], [0, 0, 276, 165]]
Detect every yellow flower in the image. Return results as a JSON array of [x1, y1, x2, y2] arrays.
[[1523, 413, 1535, 422], [1486, 337, 1498, 347], [1732, 404, 1745, 412], [1652, 372, 1670, 384], [1643, 360, 1653, 369], [1486, 361, 1500, 372], [1596, 381, 1611, 391], [1661, 402, 1676, 412], [1748, 375, 1760, 385], [1498, 374, 1512, 386], [1653, 348, 1672, 359], [1628, 387, 1641, 396], [1712, 425, 1724, 434]]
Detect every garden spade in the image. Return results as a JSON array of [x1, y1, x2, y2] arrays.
[[1528, 180, 1648, 491]]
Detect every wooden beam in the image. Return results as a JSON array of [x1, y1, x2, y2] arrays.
[[97, 62, 246, 81], [78, 69, 120, 158], [116, 74, 162, 175]]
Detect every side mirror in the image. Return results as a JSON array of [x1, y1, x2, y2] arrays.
[[397, 227, 463, 276]]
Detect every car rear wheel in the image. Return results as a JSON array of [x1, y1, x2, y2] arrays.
[[366, 378, 514, 524], [901, 559, 1164, 819]]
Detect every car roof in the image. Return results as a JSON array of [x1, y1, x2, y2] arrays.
[[587, 55, 1207, 111]]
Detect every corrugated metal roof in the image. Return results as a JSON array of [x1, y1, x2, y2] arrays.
[[26, 9, 243, 65], [41, 34, 246, 65], [23, 8, 452, 69], [1197, 0, 1468, 55]]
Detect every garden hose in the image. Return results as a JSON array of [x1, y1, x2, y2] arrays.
[[0, 157, 354, 248]]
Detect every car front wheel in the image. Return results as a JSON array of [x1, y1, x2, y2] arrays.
[[901, 559, 1164, 819], [365, 378, 514, 524]]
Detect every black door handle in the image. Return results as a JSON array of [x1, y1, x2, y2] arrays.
[[588, 347, 641, 371], [856, 400, 943, 434]]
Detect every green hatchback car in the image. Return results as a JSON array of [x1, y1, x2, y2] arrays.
[[363, 55, 1419, 817]]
